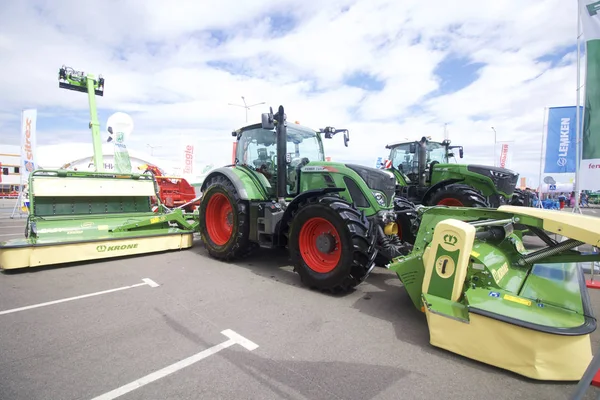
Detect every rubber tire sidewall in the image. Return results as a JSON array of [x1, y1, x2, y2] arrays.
[[288, 202, 356, 289], [198, 184, 246, 258], [428, 184, 489, 207]]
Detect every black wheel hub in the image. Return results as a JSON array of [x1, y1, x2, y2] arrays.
[[315, 233, 336, 253]]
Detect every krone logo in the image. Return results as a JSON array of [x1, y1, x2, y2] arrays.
[[557, 157, 567, 167], [96, 243, 138, 252], [443, 234, 458, 246]]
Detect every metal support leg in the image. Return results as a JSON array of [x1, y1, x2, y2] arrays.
[[571, 348, 600, 399]]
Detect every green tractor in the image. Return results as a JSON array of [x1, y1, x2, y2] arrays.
[[198, 105, 414, 292], [384, 137, 528, 211]]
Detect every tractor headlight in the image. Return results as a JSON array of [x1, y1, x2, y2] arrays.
[[372, 191, 386, 206]]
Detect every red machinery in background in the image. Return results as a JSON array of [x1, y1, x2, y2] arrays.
[[138, 164, 200, 212]]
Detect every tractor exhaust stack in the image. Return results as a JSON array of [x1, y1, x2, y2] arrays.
[[418, 136, 428, 187]]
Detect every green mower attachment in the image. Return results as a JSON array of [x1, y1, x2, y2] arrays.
[[388, 205, 600, 381], [0, 170, 195, 270]]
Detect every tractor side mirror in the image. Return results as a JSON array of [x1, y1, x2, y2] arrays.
[[459, 148, 464, 158], [409, 143, 416, 154], [343, 131, 349, 147], [261, 113, 275, 129]]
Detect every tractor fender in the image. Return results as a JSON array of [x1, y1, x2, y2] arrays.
[[200, 167, 267, 200], [422, 178, 463, 204], [277, 187, 345, 235]]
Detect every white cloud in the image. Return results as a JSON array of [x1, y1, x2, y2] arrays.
[[0, 0, 584, 190]]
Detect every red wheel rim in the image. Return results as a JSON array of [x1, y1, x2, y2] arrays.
[[205, 193, 234, 246], [437, 198, 464, 206], [396, 221, 403, 240], [298, 217, 342, 273]]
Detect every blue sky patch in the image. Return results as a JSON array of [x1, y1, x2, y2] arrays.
[[344, 71, 385, 91], [433, 54, 486, 94], [266, 12, 298, 37], [536, 45, 579, 68]]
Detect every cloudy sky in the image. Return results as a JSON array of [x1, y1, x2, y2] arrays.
[[0, 0, 582, 186]]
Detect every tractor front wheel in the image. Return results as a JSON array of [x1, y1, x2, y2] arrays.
[[198, 175, 255, 261], [428, 184, 490, 208], [510, 188, 528, 206], [393, 195, 419, 244], [288, 196, 376, 293]]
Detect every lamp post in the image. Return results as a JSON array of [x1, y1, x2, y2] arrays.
[[228, 96, 266, 122], [491, 127, 497, 167]]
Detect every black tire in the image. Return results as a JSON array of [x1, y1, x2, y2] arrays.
[[288, 196, 376, 293], [198, 175, 256, 261], [510, 188, 526, 206], [393, 196, 419, 244], [427, 183, 490, 208]]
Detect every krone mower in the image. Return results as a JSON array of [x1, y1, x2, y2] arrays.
[[388, 204, 600, 381], [0, 170, 195, 270]]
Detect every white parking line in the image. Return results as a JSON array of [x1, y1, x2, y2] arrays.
[[90, 329, 258, 400], [0, 278, 160, 316]]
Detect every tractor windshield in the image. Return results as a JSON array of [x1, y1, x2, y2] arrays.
[[389, 141, 454, 175], [235, 124, 324, 191]]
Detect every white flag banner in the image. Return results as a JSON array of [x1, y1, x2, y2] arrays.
[[579, 0, 600, 190], [20, 109, 38, 184], [496, 141, 513, 170]]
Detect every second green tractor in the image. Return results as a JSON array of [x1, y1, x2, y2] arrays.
[[384, 137, 529, 213]]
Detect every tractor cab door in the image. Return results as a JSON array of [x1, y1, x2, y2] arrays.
[[390, 143, 418, 183]]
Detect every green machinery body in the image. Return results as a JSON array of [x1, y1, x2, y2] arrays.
[[387, 204, 600, 381], [385, 137, 526, 209], [0, 170, 195, 270]]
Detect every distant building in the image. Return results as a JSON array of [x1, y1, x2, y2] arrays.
[[0, 144, 23, 194]]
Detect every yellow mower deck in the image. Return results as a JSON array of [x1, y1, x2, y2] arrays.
[[0, 170, 194, 271], [410, 208, 600, 381]]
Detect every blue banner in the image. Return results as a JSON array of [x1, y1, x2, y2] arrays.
[[543, 106, 583, 173]]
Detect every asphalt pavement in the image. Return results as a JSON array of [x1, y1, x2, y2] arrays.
[[1, 208, 600, 400]]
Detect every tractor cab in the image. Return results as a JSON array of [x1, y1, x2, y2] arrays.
[[387, 138, 463, 184], [233, 120, 346, 197]]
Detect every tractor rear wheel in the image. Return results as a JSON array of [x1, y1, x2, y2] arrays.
[[428, 183, 489, 208], [198, 175, 256, 261], [393, 196, 418, 244], [288, 196, 376, 293]]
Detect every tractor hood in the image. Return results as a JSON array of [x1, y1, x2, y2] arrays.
[[466, 164, 519, 195], [345, 164, 396, 206]]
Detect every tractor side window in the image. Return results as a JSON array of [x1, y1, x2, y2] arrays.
[[427, 143, 447, 164], [236, 128, 278, 187], [286, 127, 323, 194], [390, 144, 416, 175]]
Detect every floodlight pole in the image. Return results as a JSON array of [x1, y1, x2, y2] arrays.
[[58, 65, 105, 172], [228, 96, 265, 122]]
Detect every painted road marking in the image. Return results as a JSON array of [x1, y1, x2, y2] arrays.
[[0, 278, 160, 316], [0, 225, 26, 229], [89, 329, 259, 400], [0, 233, 23, 237]]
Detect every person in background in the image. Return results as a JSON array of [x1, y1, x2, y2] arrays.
[[569, 191, 576, 208], [21, 183, 30, 213]]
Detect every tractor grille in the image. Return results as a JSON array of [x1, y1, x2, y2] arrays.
[[467, 165, 519, 196], [346, 164, 396, 206]]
